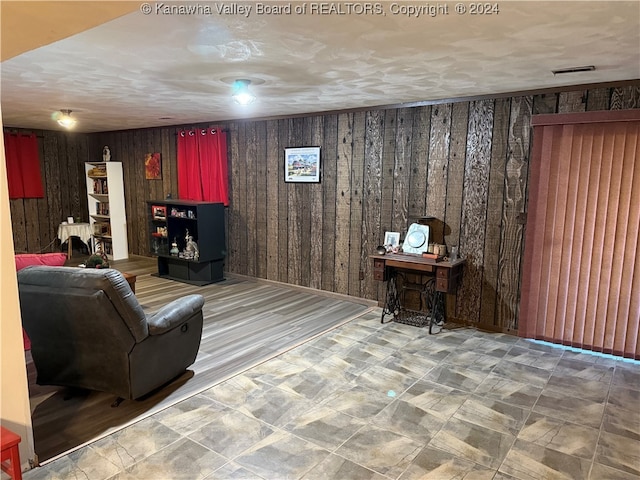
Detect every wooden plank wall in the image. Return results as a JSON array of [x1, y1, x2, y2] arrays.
[[8, 84, 640, 331]]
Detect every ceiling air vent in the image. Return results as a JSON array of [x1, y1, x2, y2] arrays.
[[552, 65, 596, 75]]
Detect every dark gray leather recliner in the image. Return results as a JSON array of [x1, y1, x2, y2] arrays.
[[18, 266, 204, 400]]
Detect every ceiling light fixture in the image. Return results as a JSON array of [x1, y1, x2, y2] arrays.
[[232, 79, 256, 105], [56, 109, 77, 129]]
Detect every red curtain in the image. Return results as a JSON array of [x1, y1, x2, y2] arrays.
[[177, 127, 228, 205], [3, 132, 44, 199]]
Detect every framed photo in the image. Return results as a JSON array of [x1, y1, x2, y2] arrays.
[[384, 231, 400, 248], [152, 205, 166, 220], [284, 147, 321, 183]]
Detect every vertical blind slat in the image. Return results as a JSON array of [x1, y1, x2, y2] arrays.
[[605, 124, 631, 353], [568, 127, 593, 349], [519, 126, 545, 339], [584, 128, 612, 351], [617, 124, 639, 356], [542, 126, 566, 342], [598, 125, 624, 353], [557, 129, 581, 344]]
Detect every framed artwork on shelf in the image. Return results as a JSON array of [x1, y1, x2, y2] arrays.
[[284, 147, 321, 183], [152, 205, 167, 220], [384, 231, 400, 248]]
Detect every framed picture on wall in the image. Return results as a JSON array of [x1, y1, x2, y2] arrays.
[[284, 147, 321, 183], [145, 152, 162, 180]]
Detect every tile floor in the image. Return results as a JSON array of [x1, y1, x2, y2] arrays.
[[23, 310, 640, 480]]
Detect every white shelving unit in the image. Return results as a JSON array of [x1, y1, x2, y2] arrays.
[[85, 162, 128, 260]]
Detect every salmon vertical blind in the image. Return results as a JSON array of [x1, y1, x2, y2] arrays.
[[520, 110, 640, 360]]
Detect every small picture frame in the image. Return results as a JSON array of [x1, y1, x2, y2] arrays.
[[384, 231, 400, 248], [152, 205, 167, 220], [284, 147, 321, 183]]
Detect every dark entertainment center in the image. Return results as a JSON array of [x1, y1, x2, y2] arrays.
[[147, 200, 226, 285]]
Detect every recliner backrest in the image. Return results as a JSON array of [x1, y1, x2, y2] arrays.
[[17, 266, 149, 341]]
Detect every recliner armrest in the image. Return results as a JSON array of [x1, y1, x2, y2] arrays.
[[147, 294, 205, 335]]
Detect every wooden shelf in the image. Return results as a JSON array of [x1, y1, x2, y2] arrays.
[[86, 162, 128, 261]]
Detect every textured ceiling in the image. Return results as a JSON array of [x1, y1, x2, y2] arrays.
[[1, 1, 639, 133]]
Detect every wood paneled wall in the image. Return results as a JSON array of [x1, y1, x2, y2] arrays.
[[8, 84, 640, 331]]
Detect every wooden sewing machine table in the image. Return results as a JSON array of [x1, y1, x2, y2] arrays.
[[371, 253, 465, 333]]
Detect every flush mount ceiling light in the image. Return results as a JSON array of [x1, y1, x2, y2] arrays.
[[55, 109, 77, 129], [231, 79, 256, 105]]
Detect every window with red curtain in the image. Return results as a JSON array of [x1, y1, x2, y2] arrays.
[[177, 127, 228, 205], [3, 132, 44, 199]]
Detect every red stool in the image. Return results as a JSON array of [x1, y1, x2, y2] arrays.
[[0, 426, 22, 480]]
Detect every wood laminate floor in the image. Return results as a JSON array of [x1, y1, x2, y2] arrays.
[[27, 256, 375, 463]]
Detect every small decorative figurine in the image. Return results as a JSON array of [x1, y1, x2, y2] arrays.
[[103, 146, 111, 162], [170, 238, 179, 256], [185, 230, 199, 260]]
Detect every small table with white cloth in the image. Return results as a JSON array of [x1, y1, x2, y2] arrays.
[[57, 222, 92, 258]]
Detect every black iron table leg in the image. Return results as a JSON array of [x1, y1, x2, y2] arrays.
[[380, 273, 401, 324], [428, 290, 446, 334], [381, 269, 447, 332]]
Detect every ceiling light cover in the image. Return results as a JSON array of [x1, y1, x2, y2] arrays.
[[232, 79, 256, 105], [56, 109, 77, 129]]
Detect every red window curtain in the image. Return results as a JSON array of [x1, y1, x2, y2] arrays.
[[177, 127, 228, 205], [520, 110, 640, 360], [3, 132, 44, 199]]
